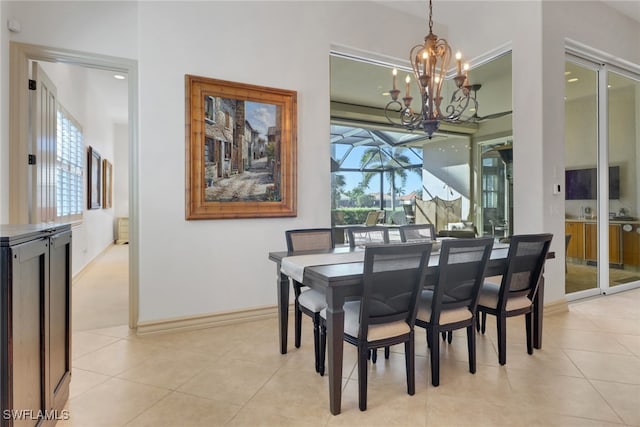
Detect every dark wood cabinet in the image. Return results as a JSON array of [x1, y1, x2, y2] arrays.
[[1, 224, 71, 427]]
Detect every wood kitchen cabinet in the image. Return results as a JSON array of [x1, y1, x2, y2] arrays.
[[565, 221, 585, 259], [584, 223, 622, 265], [1, 224, 71, 426], [622, 223, 640, 266]]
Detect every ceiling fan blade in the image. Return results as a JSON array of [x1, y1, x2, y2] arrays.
[[475, 110, 513, 121]]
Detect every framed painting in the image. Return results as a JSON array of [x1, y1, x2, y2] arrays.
[[102, 159, 113, 208], [185, 75, 297, 219], [87, 146, 102, 210]]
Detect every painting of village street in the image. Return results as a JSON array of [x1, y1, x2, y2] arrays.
[[203, 95, 282, 202]]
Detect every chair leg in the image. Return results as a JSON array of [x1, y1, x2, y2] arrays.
[[318, 321, 326, 376], [371, 349, 377, 363], [358, 345, 368, 411], [294, 301, 302, 348], [447, 331, 453, 344], [525, 312, 533, 355], [497, 315, 507, 365], [405, 337, 415, 395], [384, 346, 390, 359], [430, 328, 440, 387], [441, 331, 447, 341], [481, 311, 487, 334], [312, 313, 321, 373], [467, 324, 476, 374], [476, 313, 481, 332]]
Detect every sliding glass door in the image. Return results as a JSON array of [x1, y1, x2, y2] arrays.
[[565, 55, 640, 297], [564, 60, 598, 295], [607, 70, 640, 290]]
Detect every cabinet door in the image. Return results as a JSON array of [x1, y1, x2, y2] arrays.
[[622, 224, 640, 266], [48, 231, 71, 412], [583, 223, 623, 264], [565, 222, 584, 259], [609, 225, 622, 265], [584, 223, 597, 261], [10, 238, 48, 427]]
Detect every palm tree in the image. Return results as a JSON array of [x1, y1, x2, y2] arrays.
[[358, 147, 421, 209], [331, 174, 346, 209]]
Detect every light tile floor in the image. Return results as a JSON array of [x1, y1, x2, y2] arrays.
[[62, 245, 640, 426]]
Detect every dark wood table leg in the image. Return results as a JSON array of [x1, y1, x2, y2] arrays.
[[533, 273, 544, 349], [326, 288, 345, 415], [277, 269, 290, 355]]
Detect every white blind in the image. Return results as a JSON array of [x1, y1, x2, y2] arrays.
[[56, 107, 84, 220]]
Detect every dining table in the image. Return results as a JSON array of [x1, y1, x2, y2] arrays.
[[268, 242, 555, 415]]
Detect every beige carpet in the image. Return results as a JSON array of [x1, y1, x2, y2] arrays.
[[566, 262, 640, 294], [72, 244, 129, 331]]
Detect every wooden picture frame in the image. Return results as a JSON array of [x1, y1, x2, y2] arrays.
[[87, 146, 102, 210], [102, 159, 113, 209], [185, 75, 297, 219]]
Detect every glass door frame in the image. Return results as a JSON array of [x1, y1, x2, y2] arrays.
[[565, 49, 640, 300]]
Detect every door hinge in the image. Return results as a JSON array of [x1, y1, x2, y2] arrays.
[[28, 79, 36, 90], [28, 154, 36, 165]]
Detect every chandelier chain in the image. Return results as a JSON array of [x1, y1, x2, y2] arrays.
[[428, 0, 433, 33]]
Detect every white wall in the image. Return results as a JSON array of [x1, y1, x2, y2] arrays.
[[135, 1, 428, 321], [1, 1, 639, 325]]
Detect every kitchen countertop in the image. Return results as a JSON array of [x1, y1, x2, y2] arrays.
[[566, 218, 639, 224]]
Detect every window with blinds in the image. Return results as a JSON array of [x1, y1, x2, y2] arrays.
[[56, 107, 84, 221]]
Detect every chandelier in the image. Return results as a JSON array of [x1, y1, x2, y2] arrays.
[[385, 0, 479, 138]]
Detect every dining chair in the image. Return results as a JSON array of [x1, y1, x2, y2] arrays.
[[285, 228, 334, 373], [415, 237, 494, 386], [476, 233, 553, 365], [347, 226, 389, 248], [318, 242, 432, 411], [399, 224, 436, 242], [347, 225, 392, 361], [364, 211, 379, 226]]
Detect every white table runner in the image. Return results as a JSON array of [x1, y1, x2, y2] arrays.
[[281, 251, 365, 283]]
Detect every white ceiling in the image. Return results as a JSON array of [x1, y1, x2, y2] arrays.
[[602, 1, 640, 23]]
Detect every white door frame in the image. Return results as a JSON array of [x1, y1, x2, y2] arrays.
[[9, 42, 140, 328], [565, 43, 640, 299]]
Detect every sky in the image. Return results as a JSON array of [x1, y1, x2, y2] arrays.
[[245, 101, 275, 138]]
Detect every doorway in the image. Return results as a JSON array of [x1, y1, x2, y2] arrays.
[[564, 52, 640, 298], [9, 42, 139, 328]]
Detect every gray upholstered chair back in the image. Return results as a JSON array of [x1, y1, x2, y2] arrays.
[[285, 228, 334, 252], [347, 226, 389, 248], [497, 234, 553, 309], [399, 224, 436, 242], [358, 243, 432, 338], [430, 237, 494, 323]]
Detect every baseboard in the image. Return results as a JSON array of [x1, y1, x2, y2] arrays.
[[544, 298, 569, 316], [136, 304, 290, 335], [136, 298, 569, 335]]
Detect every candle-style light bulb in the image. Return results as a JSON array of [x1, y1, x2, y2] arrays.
[[405, 75, 411, 97], [455, 51, 462, 75], [463, 63, 470, 85], [422, 51, 428, 74], [392, 68, 398, 90]]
